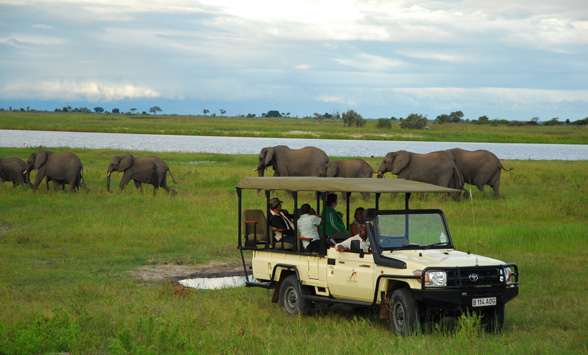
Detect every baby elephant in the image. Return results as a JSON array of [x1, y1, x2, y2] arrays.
[[106, 154, 177, 195]]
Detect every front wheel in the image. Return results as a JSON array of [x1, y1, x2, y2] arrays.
[[389, 288, 419, 335], [480, 305, 505, 333], [279, 275, 309, 316]]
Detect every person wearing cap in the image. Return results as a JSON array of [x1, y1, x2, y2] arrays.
[[297, 203, 322, 252], [268, 197, 297, 245]]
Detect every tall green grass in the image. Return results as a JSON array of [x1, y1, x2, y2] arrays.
[[0, 147, 587, 353]]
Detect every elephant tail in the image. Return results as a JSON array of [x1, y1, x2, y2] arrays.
[[168, 169, 177, 184], [499, 162, 513, 172]]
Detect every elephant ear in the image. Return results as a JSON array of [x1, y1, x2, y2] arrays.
[[34, 150, 48, 170], [119, 154, 134, 172], [263, 148, 274, 167], [391, 151, 410, 175], [326, 162, 338, 177]]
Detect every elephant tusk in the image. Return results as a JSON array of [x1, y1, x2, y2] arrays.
[[252, 168, 258, 172], [23, 170, 28, 174], [107, 172, 111, 177]]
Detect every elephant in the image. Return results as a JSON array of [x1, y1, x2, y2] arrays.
[[106, 154, 177, 195], [254, 145, 329, 178], [377, 150, 463, 201], [0, 157, 32, 187], [447, 148, 512, 199], [25, 150, 85, 192], [319, 159, 375, 200]]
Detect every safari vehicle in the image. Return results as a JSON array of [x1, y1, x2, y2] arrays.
[[236, 177, 519, 334]]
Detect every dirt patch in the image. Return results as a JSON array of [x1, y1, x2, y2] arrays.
[[130, 260, 251, 282]]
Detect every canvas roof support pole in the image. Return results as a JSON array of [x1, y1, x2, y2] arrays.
[[405, 193, 412, 210], [265, 190, 271, 249], [236, 187, 250, 282], [375, 193, 381, 211], [292, 190, 298, 252]]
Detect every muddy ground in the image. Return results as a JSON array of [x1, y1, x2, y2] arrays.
[[130, 260, 252, 282]]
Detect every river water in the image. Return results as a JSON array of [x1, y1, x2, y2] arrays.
[[1, 129, 587, 160]]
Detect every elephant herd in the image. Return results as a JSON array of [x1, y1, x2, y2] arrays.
[[0, 150, 177, 195], [254, 145, 511, 200], [2, 146, 510, 199]]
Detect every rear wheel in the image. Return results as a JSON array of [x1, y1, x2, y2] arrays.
[[389, 288, 419, 335], [279, 275, 309, 316]]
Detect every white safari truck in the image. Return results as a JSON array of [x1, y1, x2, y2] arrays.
[[236, 177, 519, 334]]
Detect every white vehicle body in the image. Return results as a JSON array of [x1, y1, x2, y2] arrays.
[[236, 177, 519, 334]]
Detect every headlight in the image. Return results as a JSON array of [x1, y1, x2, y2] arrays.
[[501, 267, 513, 283], [415, 270, 447, 286]]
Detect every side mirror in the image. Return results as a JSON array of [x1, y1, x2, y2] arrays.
[[350, 240, 364, 258]]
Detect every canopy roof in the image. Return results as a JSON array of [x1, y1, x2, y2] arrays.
[[236, 177, 459, 194]]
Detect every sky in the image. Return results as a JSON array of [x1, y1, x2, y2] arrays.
[[1, 0, 587, 121]]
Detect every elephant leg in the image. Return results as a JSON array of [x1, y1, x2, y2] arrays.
[[491, 181, 500, 199], [361, 192, 370, 201], [32, 172, 46, 191], [133, 180, 143, 193], [159, 176, 177, 195], [119, 173, 133, 191]]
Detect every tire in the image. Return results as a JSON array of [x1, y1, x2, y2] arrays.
[[481, 305, 505, 333], [389, 288, 419, 335], [279, 275, 309, 316]]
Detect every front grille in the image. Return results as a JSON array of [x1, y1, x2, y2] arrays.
[[446, 267, 503, 288]]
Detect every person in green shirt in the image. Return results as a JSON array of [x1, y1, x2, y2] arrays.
[[322, 193, 349, 242]]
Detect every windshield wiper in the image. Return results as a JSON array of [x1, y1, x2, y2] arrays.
[[423, 242, 450, 250]]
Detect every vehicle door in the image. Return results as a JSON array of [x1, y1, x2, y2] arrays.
[[327, 248, 375, 303]]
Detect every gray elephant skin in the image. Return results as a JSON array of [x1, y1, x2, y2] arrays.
[[0, 157, 32, 187], [255, 145, 329, 177], [25, 150, 85, 192], [448, 148, 511, 199], [319, 159, 374, 200], [377, 150, 463, 201], [107, 154, 177, 195]]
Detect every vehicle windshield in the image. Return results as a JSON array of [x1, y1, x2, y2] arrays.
[[374, 212, 451, 250]]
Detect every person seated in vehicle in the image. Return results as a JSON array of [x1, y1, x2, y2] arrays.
[[350, 207, 365, 236], [321, 193, 349, 242], [297, 203, 322, 252], [268, 197, 297, 245], [335, 223, 370, 253]]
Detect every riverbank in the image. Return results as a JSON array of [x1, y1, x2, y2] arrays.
[[1, 111, 587, 144]]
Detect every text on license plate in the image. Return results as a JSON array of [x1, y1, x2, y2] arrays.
[[472, 297, 496, 307]]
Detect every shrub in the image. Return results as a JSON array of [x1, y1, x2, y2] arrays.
[[342, 109, 366, 127], [376, 118, 392, 129], [400, 113, 428, 129]]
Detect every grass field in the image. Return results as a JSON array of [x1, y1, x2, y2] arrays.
[[1, 110, 588, 144], [1, 145, 587, 354]]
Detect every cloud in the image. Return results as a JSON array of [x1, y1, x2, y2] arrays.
[[334, 53, 405, 71], [32, 24, 52, 30], [0, 79, 160, 101], [315, 95, 356, 105]]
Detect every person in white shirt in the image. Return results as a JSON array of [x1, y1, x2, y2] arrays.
[[297, 203, 322, 251], [336, 223, 370, 253]]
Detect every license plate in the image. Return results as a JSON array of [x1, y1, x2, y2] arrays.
[[472, 297, 496, 307]]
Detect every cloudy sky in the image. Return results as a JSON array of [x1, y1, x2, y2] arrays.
[[1, 0, 587, 121]]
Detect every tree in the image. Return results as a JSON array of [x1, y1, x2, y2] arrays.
[[400, 113, 428, 129], [341, 109, 366, 127], [265, 110, 282, 118], [203, 109, 209, 116], [93, 107, 104, 113], [435, 110, 463, 124], [246, 113, 256, 118], [112, 108, 120, 114], [220, 109, 226, 116], [130, 108, 137, 113], [149, 106, 162, 115]]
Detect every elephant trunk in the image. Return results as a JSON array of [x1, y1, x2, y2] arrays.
[[256, 165, 265, 177], [106, 167, 114, 192]]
